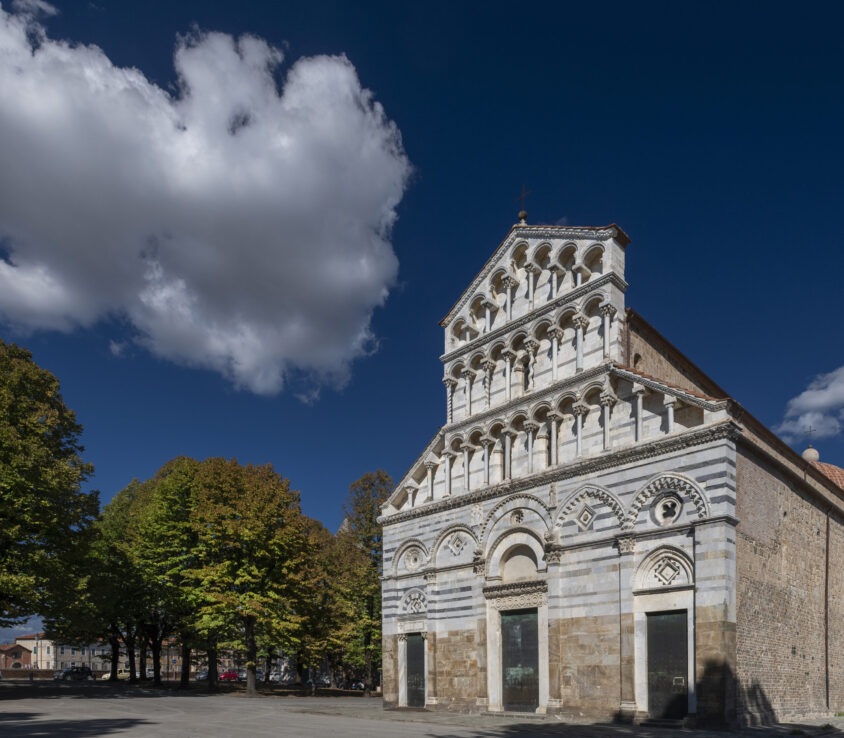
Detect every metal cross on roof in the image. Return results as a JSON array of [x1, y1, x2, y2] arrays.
[[515, 185, 532, 210]]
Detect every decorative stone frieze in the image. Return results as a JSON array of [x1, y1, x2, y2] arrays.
[[483, 579, 548, 610]]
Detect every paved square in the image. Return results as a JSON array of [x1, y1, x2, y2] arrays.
[[0, 682, 841, 737]]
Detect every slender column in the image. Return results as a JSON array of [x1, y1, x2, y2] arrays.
[[549, 327, 563, 382], [632, 384, 647, 442], [573, 401, 588, 457], [461, 369, 475, 417], [525, 264, 537, 307], [481, 438, 493, 486], [524, 339, 539, 392], [461, 444, 472, 492], [574, 268, 582, 287], [547, 411, 562, 466], [524, 421, 539, 474], [664, 396, 677, 433], [513, 356, 525, 398], [482, 360, 496, 409], [483, 300, 492, 333], [442, 451, 454, 496], [424, 460, 436, 501], [503, 276, 517, 321], [502, 349, 516, 402], [503, 431, 514, 480], [600, 303, 617, 359], [443, 377, 457, 423], [573, 313, 589, 372], [549, 265, 560, 297], [600, 388, 617, 451]]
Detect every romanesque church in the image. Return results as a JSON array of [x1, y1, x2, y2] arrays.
[[380, 215, 844, 726]]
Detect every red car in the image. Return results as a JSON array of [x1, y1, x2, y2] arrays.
[[219, 669, 239, 682]]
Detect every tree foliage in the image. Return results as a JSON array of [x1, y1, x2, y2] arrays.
[[0, 339, 98, 627]]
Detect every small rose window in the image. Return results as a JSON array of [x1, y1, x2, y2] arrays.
[[653, 494, 682, 526]]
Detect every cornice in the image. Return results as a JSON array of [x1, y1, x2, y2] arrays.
[[380, 420, 742, 526], [441, 272, 627, 364], [443, 363, 609, 435], [609, 366, 728, 412], [442, 226, 626, 329]]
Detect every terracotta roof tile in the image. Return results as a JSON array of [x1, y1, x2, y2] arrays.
[[811, 461, 844, 491]]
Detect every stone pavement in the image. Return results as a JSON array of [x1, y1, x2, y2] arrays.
[[0, 682, 841, 737]]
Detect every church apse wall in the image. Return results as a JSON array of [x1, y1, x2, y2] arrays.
[[380, 217, 844, 726]]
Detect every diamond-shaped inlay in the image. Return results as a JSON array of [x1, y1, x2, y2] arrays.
[[447, 533, 465, 556], [654, 558, 681, 586], [575, 504, 596, 531]]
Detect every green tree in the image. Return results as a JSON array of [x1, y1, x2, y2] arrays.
[[339, 470, 392, 696], [0, 340, 98, 626], [186, 458, 310, 696]]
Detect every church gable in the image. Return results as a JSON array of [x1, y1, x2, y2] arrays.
[[439, 224, 629, 351]]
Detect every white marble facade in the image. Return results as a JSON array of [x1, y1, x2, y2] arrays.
[[381, 220, 739, 721]]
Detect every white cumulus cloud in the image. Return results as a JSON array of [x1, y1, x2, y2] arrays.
[[777, 366, 844, 442], [0, 4, 411, 394]]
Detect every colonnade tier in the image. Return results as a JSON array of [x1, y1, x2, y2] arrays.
[[448, 239, 612, 349], [443, 301, 618, 423]]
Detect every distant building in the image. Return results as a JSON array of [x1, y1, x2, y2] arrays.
[[380, 217, 844, 726], [0, 643, 31, 669], [14, 633, 111, 671]]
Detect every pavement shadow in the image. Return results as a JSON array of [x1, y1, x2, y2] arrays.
[[0, 711, 150, 736]]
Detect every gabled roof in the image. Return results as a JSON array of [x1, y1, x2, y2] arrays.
[[439, 222, 630, 328], [612, 362, 727, 403]]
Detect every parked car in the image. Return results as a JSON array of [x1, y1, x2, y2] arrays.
[[237, 669, 247, 681], [54, 666, 95, 681], [194, 670, 208, 681], [268, 671, 281, 683], [349, 681, 364, 690], [99, 668, 130, 680], [218, 669, 239, 682]]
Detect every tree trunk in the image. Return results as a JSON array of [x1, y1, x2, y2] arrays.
[[138, 634, 148, 680], [180, 643, 191, 686], [363, 595, 374, 697], [123, 630, 137, 683], [151, 637, 162, 686], [264, 652, 273, 684], [244, 615, 257, 697], [207, 643, 218, 691], [108, 635, 120, 681]]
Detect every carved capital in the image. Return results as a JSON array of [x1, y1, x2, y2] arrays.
[[545, 543, 564, 564], [572, 313, 590, 331], [502, 275, 519, 289], [572, 400, 590, 417], [443, 377, 458, 388], [599, 302, 617, 319], [472, 548, 485, 576], [523, 421, 539, 433], [546, 410, 564, 422], [480, 435, 495, 448], [424, 460, 437, 471], [632, 382, 648, 396], [501, 348, 517, 362], [397, 633, 407, 642], [600, 388, 618, 407], [524, 263, 539, 274], [524, 338, 539, 355], [548, 327, 565, 341], [460, 368, 476, 382], [481, 359, 496, 376], [616, 536, 636, 555], [663, 394, 679, 408]]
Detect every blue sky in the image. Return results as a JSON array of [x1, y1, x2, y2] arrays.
[[1, 0, 843, 548]]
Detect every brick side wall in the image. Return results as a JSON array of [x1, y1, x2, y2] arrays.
[[735, 447, 842, 723]]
